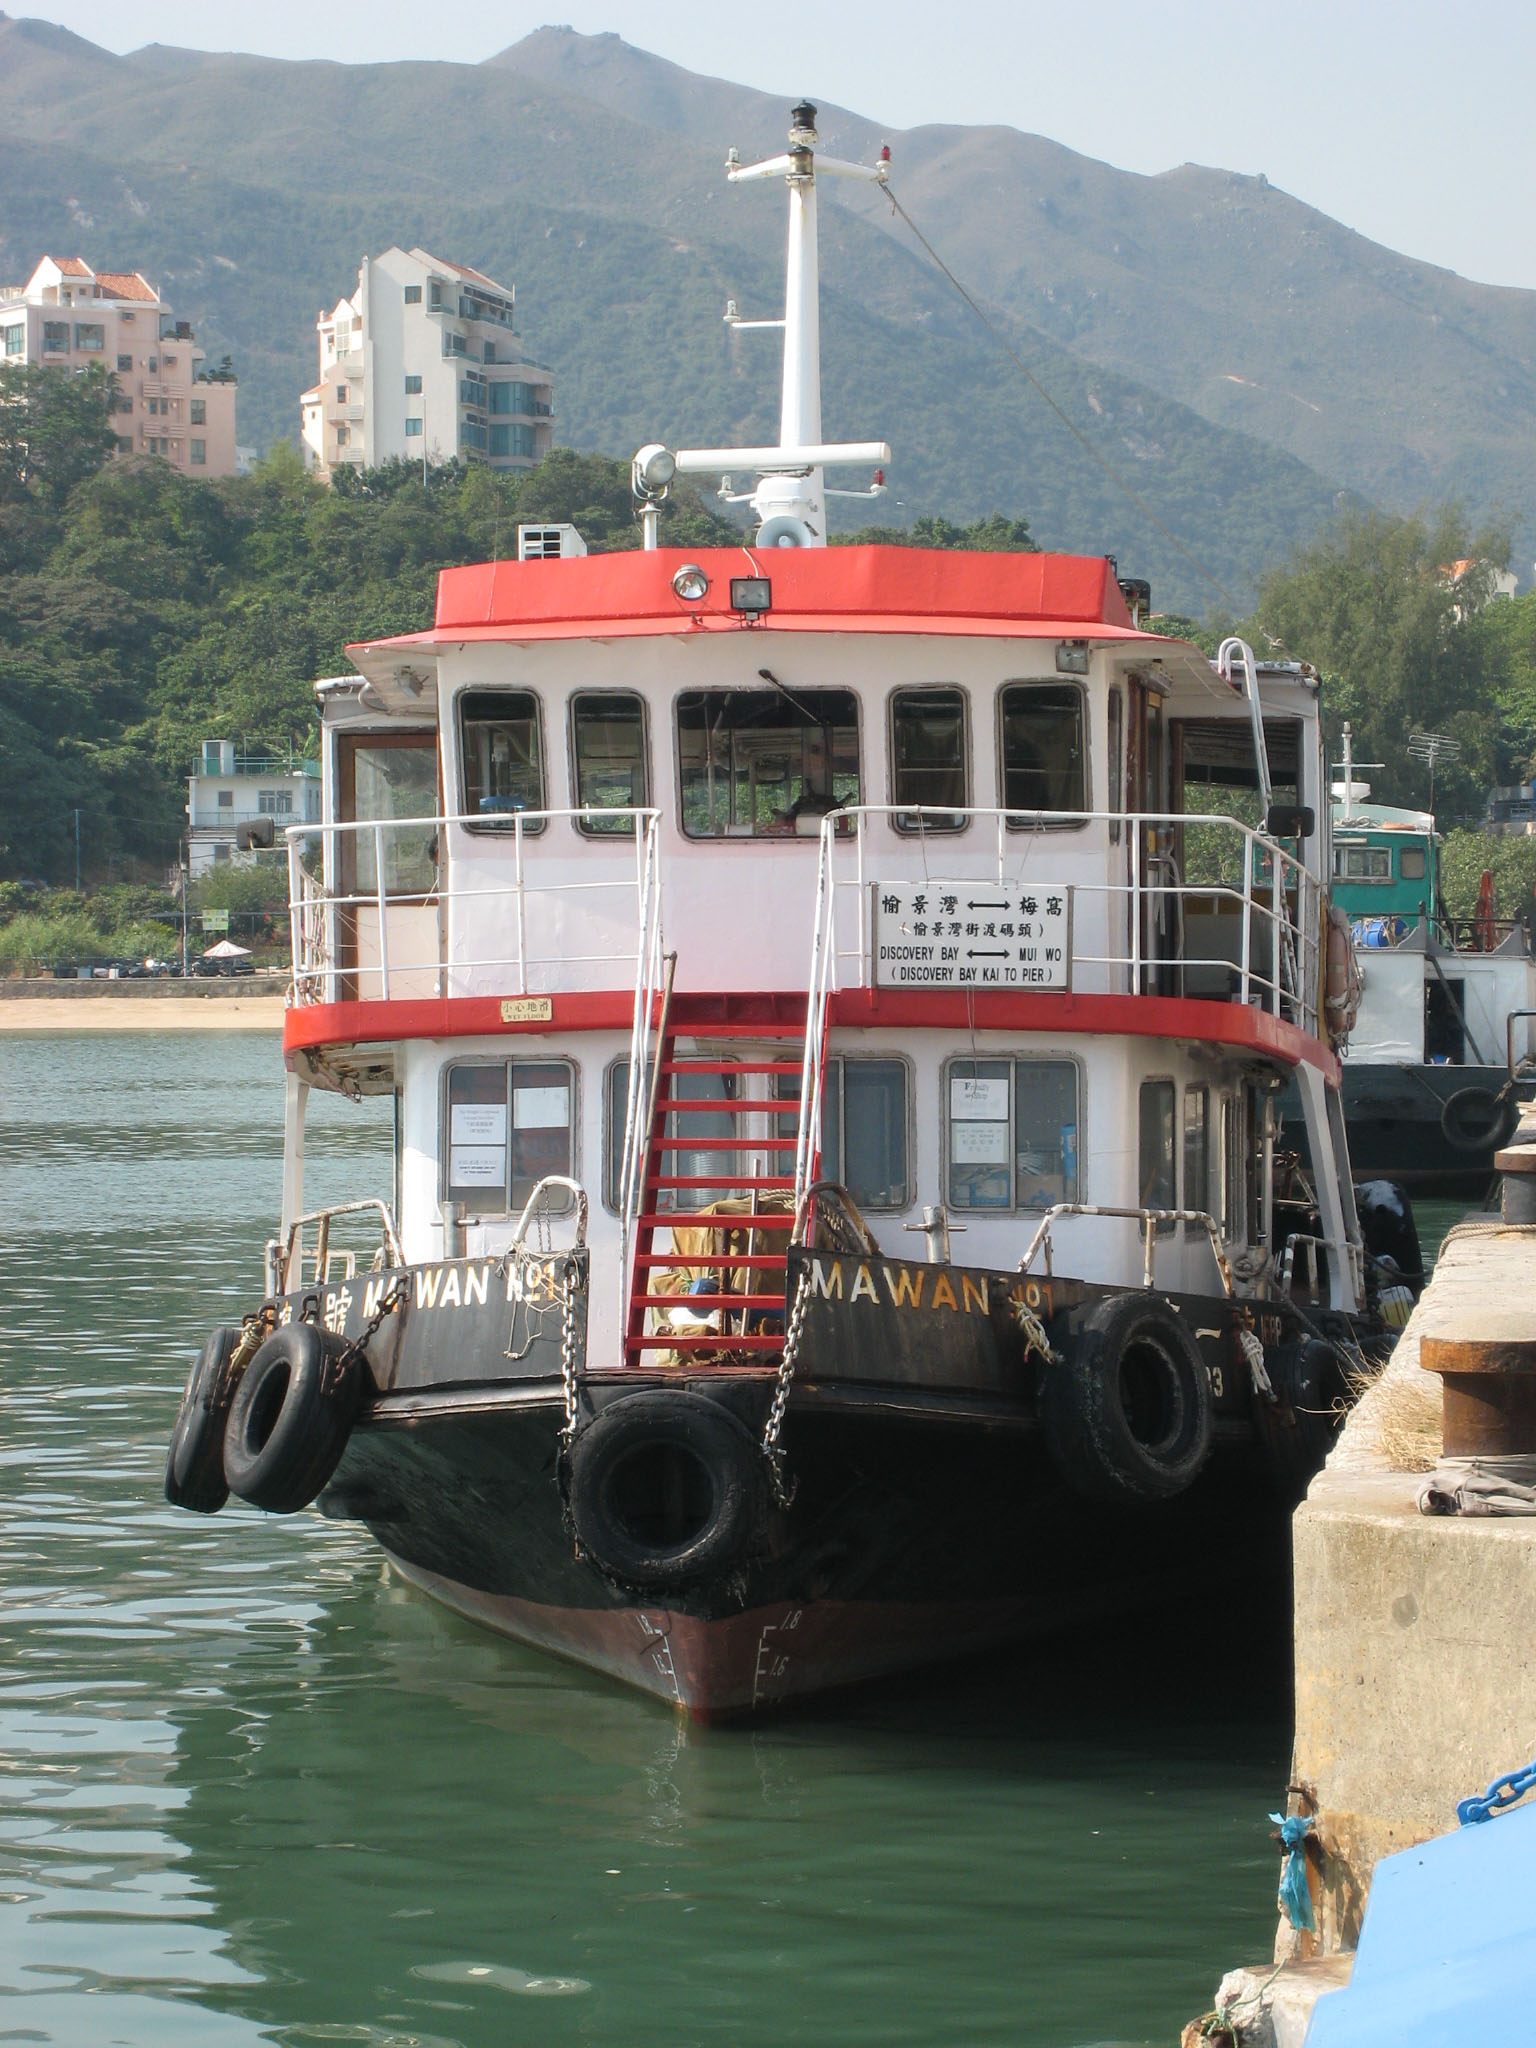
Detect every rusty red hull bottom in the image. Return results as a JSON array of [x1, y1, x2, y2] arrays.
[[385, 1555, 1036, 1719]]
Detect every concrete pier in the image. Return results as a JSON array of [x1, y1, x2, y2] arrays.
[[1185, 1148, 1536, 2042]]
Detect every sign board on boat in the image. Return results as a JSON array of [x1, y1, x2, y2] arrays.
[[871, 882, 1071, 990]]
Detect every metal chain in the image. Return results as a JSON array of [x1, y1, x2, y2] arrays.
[[556, 1256, 581, 1447], [762, 1268, 810, 1508], [1459, 1755, 1536, 1825]]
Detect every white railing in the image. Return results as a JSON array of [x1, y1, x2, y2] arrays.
[[614, 929, 671, 1323], [285, 808, 663, 1007], [792, 802, 1323, 1210]]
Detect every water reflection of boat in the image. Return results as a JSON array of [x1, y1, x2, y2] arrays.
[[170, 103, 1408, 1719]]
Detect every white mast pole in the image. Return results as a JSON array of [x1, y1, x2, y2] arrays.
[[776, 106, 825, 535]]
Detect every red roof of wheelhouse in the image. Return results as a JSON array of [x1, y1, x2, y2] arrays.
[[407, 544, 1142, 645]]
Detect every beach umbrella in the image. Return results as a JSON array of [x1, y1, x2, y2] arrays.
[[201, 938, 253, 959]]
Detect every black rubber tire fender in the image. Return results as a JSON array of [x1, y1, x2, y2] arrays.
[[1255, 1336, 1346, 1503], [1039, 1292, 1215, 1505], [1440, 1085, 1516, 1156], [165, 1325, 242, 1514], [223, 1323, 361, 1515], [566, 1389, 769, 1593]]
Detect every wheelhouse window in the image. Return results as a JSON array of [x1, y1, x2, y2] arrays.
[[999, 683, 1086, 825], [571, 692, 649, 835], [1138, 1078, 1176, 1231], [1334, 845, 1391, 882], [786, 1057, 910, 1209], [605, 1059, 738, 1210], [445, 1060, 574, 1214], [459, 689, 545, 829], [1183, 1085, 1210, 1221], [890, 687, 968, 832], [676, 687, 858, 838], [945, 1057, 1079, 1211], [339, 733, 438, 896]]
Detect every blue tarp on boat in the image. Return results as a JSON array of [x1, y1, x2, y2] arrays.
[[1306, 1797, 1536, 2045]]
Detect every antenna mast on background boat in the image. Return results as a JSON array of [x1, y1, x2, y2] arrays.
[[632, 102, 893, 550]]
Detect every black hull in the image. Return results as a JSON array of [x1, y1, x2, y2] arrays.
[[327, 1385, 1287, 1718], [1283, 1062, 1514, 1193]]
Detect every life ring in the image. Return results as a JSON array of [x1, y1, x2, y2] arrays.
[[566, 1389, 770, 1592], [223, 1323, 362, 1514], [1440, 1085, 1515, 1156], [165, 1325, 242, 1514], [1039, 1292, 1214, 1504], [1254, 1336, 1345, 1502]]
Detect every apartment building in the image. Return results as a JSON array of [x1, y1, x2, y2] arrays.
[[0, 257, 238, 476], [299, 246, 553, 480]]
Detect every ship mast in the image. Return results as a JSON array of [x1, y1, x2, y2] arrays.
[[632, 102, 892, 549]]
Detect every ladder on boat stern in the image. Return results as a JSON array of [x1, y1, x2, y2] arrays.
[[622, 992, 812, 1368]]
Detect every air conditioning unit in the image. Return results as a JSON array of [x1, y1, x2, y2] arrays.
[[517, 523, 587, 561]]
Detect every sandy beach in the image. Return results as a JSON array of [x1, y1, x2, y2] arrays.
[[0, 987, 287, 1030]]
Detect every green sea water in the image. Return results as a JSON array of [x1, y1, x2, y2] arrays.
[[1, 1031, 1311, 2048]]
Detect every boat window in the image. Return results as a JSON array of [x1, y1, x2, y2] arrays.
[[945, 1057, 1079, 1211], [459, 689, 545, 830], [796, 1057, 910, 1209], [604, 1059, 739, 1210], [889, 687, 968, 833], [676, 687, 859, 838], [443, 1059, 574, 1214], [1183, 1085, 1210, 1223], [1107, 685, 1123, 845], [339, 733, 438, 896], [1138, 1079, 1177, 1231], [1221, 1093, 1243, 1240], [1335, 845, 1391, 881], [571, 692, 649, 836], [998, 683, 1086, 826], [1399, 847, 1427, 882]]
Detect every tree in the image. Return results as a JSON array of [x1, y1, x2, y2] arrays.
[[1242, 506, 1512, 819], [0, 362, 118, 513], [834, 511, 1038, 552]]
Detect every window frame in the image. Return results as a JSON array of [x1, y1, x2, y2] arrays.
[[568, 689, 652, 839], [456, 686, 548, 834], [1138, 1075, 1178, 1233], [887, 684, 971, 835], [672, 685, 862, 842], [941, 1053, 1083, 1213], [996, 679, 1090, 830], [440, 1055, 579, 1218], [1182, 1083, 1210, 1229], [602, 1054, 740, 1214], [813, 1052, 915, 1212]]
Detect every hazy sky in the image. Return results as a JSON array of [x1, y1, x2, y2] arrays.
[[29, 0, 1536, 293]]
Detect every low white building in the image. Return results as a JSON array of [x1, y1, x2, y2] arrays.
[[299, 247, 554, 481], [187, 741, 321, 876]]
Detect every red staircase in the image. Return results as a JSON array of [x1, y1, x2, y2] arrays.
[[623, 994, 810, 1367]]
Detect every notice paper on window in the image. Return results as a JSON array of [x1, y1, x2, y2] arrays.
[[513, 1086, 569, 1130], [450, 1146, 506, 1187], [950, 1121, 1010, 1165], [451, 1101, 508, 1145], [950, 1076, 1010, 1122]]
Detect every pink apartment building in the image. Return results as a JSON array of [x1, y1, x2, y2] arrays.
[[0, 256, 238, 476]]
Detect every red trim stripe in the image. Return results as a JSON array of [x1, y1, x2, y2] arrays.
[[283, 986, 1337, 1080]]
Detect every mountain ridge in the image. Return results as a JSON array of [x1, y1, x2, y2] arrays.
[[0, 16, 1527, 602]]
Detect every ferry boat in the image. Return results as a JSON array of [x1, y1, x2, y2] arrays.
[[1279, 724, 1536, 1193], [167, 105, 1407, 1716]]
